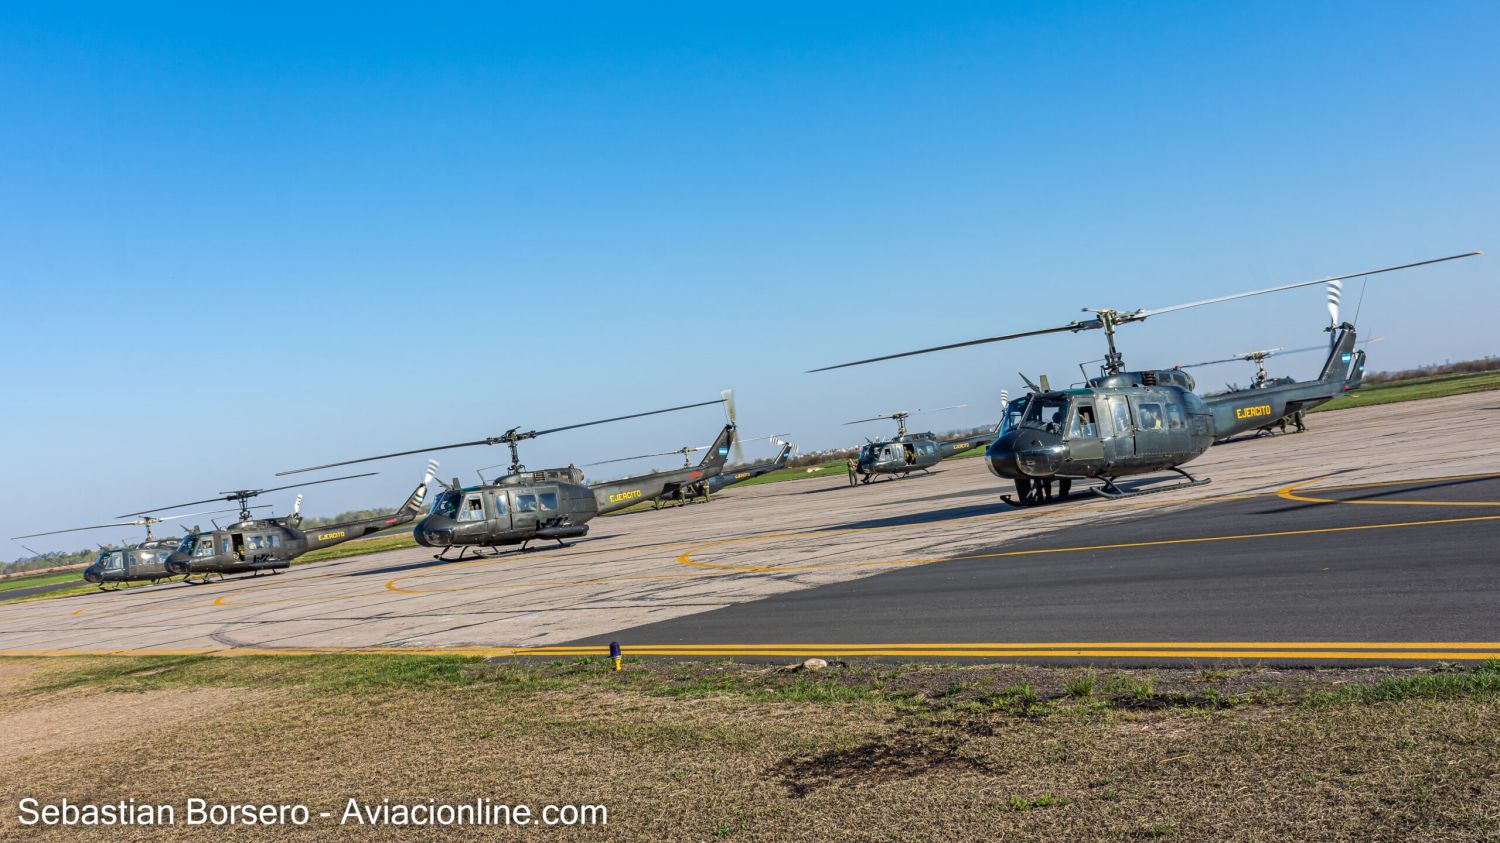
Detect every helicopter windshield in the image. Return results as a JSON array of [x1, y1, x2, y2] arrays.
[[1000, 397, 1029, 434], [430, 490, 462, 519], [1019, 396, 1071, 434], [176, 535, 198, 554]]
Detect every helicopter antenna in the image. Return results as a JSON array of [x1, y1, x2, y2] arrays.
[[275, 397, 728, 479], [809, 252, 1479, 376], [119, 473, 378, 522]]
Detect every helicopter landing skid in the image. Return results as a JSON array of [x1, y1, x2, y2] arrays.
[[1092, 469, 1210, 500]]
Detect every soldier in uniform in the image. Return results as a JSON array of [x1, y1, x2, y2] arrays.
[[846, 457, 859, 487]]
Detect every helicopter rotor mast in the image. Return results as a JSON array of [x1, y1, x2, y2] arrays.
[[809, 252, 1480, 376]]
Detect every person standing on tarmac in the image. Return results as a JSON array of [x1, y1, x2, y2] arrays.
[[846, 457, 859, 487]]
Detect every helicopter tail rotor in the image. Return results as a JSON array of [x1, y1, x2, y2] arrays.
[[722, 389, 744, 464]]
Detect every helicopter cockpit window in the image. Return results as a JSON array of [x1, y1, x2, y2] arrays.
[[104, 552, 124, 572], [1068, 405, 1099, 438], [1020, 396, 1070, 433], [1000, 398, 1028, 434], [457, 495, 485, 522], [1138, 403, 1165, 430], [538, 492, 558, 511], [177, 535, 196, 555], [431, 491, 461, 519], [196, 537, 216, 557], [516, 494, 538, 513]]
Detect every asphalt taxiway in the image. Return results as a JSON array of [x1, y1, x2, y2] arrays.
[[2, 390, 1498, 663]]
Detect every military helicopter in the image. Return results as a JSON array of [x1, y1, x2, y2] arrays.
[[847, 405, 998, 483], [1178, 337, 1382, 436], [812, 252, 1479, 505], [693, 438, 795, 498], [118, 464, 436, 583], [584, 431, 788, 507], [275, 397, 732, 558], [11, 505, 271, 590]]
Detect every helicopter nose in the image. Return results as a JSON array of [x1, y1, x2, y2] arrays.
[[163, 553, 190, 575], [415, 516, 456, 548], [987, 430, 1066, 478], [82, 567, 100, 583]]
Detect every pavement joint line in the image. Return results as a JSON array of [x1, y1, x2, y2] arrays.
[[674, 512, 1500, 572], [3, 644, 1500, 661]]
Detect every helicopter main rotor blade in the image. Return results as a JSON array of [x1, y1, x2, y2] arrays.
[[1129, 253, 1480, 322], [530, 398, 726, 438], [809, 321, 1100, 373], [277, 399, 726, 476], [810, 253, 1476, 374], [277, 440, 496, 476], [120, 472, 378, 517], [12, 522, 147, 540], [583, 448, 698, 467], [10, 505, 273, 541]]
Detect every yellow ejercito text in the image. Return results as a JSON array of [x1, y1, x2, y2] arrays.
[[1235, 404, 1273, 420]]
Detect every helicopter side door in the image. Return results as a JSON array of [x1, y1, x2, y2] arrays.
[[1098, 394, 1136, 461], [1129, 395, 1171, 458], [510, 490, 540, 534], [1065, 400, 1104, 463]]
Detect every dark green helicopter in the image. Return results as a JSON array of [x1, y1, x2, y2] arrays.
[[11, 505, 271, 590], [1177, 336, 1382, 436], [276, 397, 732, 558], [847, 405, 998, 483], [812, 252, 1478, 505], [118, 464, 437, 583], [584, 431, 790, 507]]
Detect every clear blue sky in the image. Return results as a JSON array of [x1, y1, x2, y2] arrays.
[[2, 2, 1494, 555]]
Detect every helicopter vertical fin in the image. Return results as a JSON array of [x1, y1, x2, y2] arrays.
[[1343, 349, 1368, 391], [1317, 324, 1359, 383], [696, 425, 737, 471]]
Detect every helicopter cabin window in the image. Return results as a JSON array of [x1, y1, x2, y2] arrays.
[[457, 495, 485, 522], [1137, 403, 1165, 430], [516, 494, 538, 513], [538, 492, 558, 511], [492, 495, 506, 515], [268, 534, 281, 548], [221, 537, 234, 555], [196, 538, 216, 558], [1068, 404, 1099, 439], [104, 552, 124, 572], [1108, 397, 1132, 434], [1020, 396, 1070, 433], [248, 535, 265, 551], [1166, 404, 1185, 430]]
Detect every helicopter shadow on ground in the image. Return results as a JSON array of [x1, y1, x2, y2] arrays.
[[346, 534, 627, 578], [1254, 473, 1500, 517], [819, 501, 1013, 531], [787, 472, 946, 497]]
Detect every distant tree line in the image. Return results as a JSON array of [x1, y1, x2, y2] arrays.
[[4, 548, 98, 577], [1364, 356, 1499, 385]]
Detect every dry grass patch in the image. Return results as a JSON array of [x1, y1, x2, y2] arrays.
[[0, 656, 1496, 841]]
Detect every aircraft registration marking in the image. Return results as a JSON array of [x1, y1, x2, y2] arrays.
[[1235, 404, 1273, 420], [316, 531, 346, 541]]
